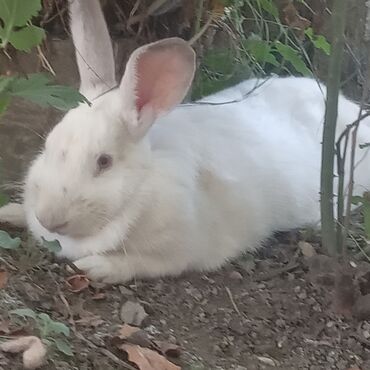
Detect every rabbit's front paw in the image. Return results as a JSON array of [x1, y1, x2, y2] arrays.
[[74, 255, 132, 283]]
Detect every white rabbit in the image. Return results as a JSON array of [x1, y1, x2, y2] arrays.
[[1, 0, 370, 283]]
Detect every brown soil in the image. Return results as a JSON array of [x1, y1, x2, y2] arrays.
[[1, 229, 370, 370]]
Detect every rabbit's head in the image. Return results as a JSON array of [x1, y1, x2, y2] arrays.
[[24, 0, 195, 238]]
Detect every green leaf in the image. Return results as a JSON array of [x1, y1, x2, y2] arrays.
[[0, 0, 43, 49], [37, 313, 70, 338], [8, 25, 45, 52], [258, 0, 279, 18], [352, 196, 364, 205], [10, 308, 37, 320], [53, 338, 74, 357], [0, 230, 21, 249], [37, 312, 52, 323], [0, 95, 10, 116], [47, 321, 70, 337], [0, 0, 42, 27], [274, 42, 312, 76], [305, 28, 331, 56], [42, 238, 62, 253], [0, 193, 9, 207], [9, 74, 90, 110], [244, 37, 279, 66], [0, 76, 15, 93], [363, 200, 370, 239]]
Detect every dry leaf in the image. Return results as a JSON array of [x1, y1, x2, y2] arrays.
[[118, 324, 141, 339], [281, 1, 310, 39], [211, 0, 225, 18], [121, 344, 180, 370], [0, 270, 8, 289], [66, 274, 90, 293], [0, 336, 47, 369]]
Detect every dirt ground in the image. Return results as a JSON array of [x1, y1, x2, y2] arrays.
[[1, 227, 370, 370]]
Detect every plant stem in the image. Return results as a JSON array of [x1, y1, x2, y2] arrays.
[[194, 0, 205, 36], [342, 1, 370, 257], [321, 0, 348, 255], [336, 129, 349, 252]]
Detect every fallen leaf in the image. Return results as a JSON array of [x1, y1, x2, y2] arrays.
[[0, 336, 47, 369], [0, 270, 8, 289], [113, 325, 153, 349], [121, 344, 180, 370], [118, 324, 141, 339], [120, 301, 148, 326], [66, 274, 90, 293], [154, 341, 182, 358]]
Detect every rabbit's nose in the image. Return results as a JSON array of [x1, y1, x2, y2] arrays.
[[36, 214, 69, 234]]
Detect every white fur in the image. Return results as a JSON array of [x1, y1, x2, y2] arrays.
[[1, 1, 370, 283]]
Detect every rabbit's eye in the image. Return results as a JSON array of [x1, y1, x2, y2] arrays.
[[97, 154, 113, 171]]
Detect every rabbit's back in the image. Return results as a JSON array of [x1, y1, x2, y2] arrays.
[[150, 76, 370, 251], [146, 77, 327, 264]]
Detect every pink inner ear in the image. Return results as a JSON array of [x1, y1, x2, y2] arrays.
[[134, 47, 193, 115]]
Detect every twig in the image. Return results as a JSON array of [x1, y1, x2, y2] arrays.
[[127, 0, 169, 27], [57, 290, 76, 331], [180, 78, 272, 107], [342, 0, 370, 258], [188, 12, 215, 46], [51, 271, 136, 369], [336, 127, 349, 252], [193, 0, 204, 38], [336, 112, 370, 252], [0, 256, 17, 271], [75, 331, 137, 370], [225, 286, 244, 318], [36, 45, 56, 76]]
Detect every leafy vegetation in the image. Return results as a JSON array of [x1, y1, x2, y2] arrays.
[[192, 0, 329, 99], [0, 0, 89, 249], [0, 0, 45, 51], [10, 308, 73, 356], [0, 73, 89, 115]]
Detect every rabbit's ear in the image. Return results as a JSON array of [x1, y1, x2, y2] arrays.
[[119, 38, 196, 138], [69, 0, 116, 99]]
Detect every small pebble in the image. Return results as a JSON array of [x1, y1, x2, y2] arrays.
[[229, 271, 243, 280]]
